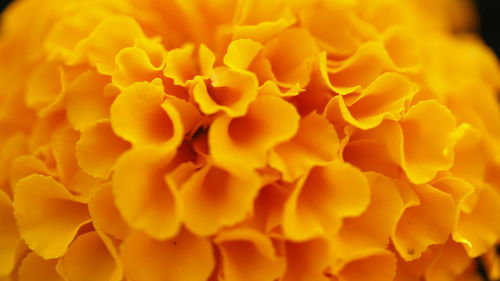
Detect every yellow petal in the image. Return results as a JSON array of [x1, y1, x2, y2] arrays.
[[209, 95, 300, 172], [283, 161, 370, 241], [336, 250, 397, 281], [400, 100, 457, 184], [65, 70, 114, 131], [336, 172, 405, 258], [110, 81, 193, 151], [215, 228, 285, 281], [13, 175, 90, 259], [112, 38, 166, 88], [9, 155, 51, 190], [0, 190, 21, 276], [326, 72, 418, 129], [453, 184, 500, 257], [25, 61, 64, 115], [0, 133, 28, 193], [223, 39, 264, 70], [88, 183, 130, 240], [425, 240, 471, 281], [178, 164, 261, 236], [282, 238, 331, 281], [76, 120, 131, 180], [58, 231, 122, 281], [121, 229, 214, 281], [262, 28, 319, 87], [164, 44, 215, 86], [270, 112, 339, 181], [392, 184, 455, 261], [112, 148, 179, 240], [191, 67, 258, 117], [17, 252, 63, 281], [87, 16, 145, 75], [383, 26, 422, 72]]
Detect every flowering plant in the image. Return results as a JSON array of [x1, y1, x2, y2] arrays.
[[1, 0, 500, 280]]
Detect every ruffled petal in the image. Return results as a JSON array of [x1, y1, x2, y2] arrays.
[[336, 172, 405, 258], [88, 183, 130, 240], [0, 190, 21, 276], [65, 70, 114, 131], [325, 72, 418, 129], [223, 39, 264, 70], [453, 184, 500, 257], [425, 240, 471, 281], [191, 67, 258, 117], [86, 16, 146, 75], [283, 161, 370, 241], [400, 100, 457, 184], [112, 148, 179, 240], [262, 28, 319, 87], [336, 250, 397, 281], [112, 38, 166, 88], [57, 231, 122, 281], [392, 184, 455, 261], [164, 44, 215, 86], [178, 164, 262, 236], [17, 253, 63, 281], [13, 175, 90, 259], [110, 80, 200, 150], [215, 228, 285, 281], [209, 95, 300, 172], [282, 238, 331, 281], [269, 112, 339, 181], [120, 229, 214, 281], [76, 120, 131, 180]]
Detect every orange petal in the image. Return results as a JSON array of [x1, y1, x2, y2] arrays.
[[400, 100, 457, 184], [112, 148, 179, 240], [112, 38, 166, 88], [57, 231, 122, 281], [13, 175, 90, 259], [17, 252, 63, 281], [9, 155, 51, 189], [209, 95, 300, 172], [121, 229, 214, 281], [215, 228, 285, 281], [51, 125, 103, 196], [382, 26, 422, 72], [88, 183, 130, 239], [336, 172, 405, 258], [164, 44, 215, 86], [65, 70, 114, 131], [392, 184, 455, 261], [0, 133, 28, 193], [111, 81, 198, 151], [270, 112, 339, 181], [326, 72, 418, 129], [86, 16, 145, 75], [76, 120, 131, 180], [453, 184, 500, 257], [0, 190, 21, 276], [327, 41, 394, 90], [282, 238, 331, 281], [262, 28, 319, 87], [298, 1, 373, 57], [336, 250, 397, 281], [178, 164, 262, 236], [223, 39, 264, 70], [425, 240, 471, 281], [25, 61, 64, 115], [191, 67, 258, 117], [283, 161, 370, 241]]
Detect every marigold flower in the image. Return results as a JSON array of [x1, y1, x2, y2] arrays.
[[1, 0, 500, 280]]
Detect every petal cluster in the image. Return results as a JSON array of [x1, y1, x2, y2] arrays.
[[1, 0, 500, 280]]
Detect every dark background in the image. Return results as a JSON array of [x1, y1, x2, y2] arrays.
[[0, 0, 499, 57]]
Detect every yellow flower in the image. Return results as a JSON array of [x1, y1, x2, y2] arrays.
[[1, 0, 500, 280]]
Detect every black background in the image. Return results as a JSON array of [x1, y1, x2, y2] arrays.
[[0, 0, 499, 56]]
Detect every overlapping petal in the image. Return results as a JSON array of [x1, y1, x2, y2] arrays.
[[283, 161, 370, 241], [13, 175, 90, 259], [120, 229, 214, 281]]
